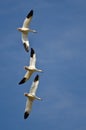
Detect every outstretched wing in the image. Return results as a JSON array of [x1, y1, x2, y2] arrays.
[[22, 10, 33, 28], [22, 33, 30, 52], [24, 98, 33, 119], [19, 71, 33, 85], [29, 75, 39, 95], [29, 48, 36, 67]]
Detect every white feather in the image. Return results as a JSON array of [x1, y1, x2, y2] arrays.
[[19, 48, 42, 85], [24, 75, 42, 119]]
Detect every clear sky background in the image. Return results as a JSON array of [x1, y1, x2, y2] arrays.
[[0, 0, 86, 130]]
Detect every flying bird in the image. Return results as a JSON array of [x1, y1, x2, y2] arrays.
[[17, 10, 37, 52], [24, 74, 42, 119], [19, 48, 42, 85]]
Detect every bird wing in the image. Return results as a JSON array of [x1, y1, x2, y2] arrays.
[[22, 33, 30, 52], [24, 98, 33, 119], [29, 48, 36, 67], [19, 71, 33, 85], [29, 75, 39, 95], [22, 10, 33, 28]]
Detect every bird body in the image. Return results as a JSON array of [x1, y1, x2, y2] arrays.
[[19, 48, 42, 85], [17, 28, 29, 32], [17, 10, 37, 52], [24, 66, 42, 72], [24, 75, 42, 119], [18, 28, 36, 33]]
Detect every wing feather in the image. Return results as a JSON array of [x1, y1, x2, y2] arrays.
[[22, 10, 33, 28], [19, 71, 33, 85], [29, 75, 39, 95], [24, 71, 33, 79], [22, 33, 29, 43], [24, 98, 33, 119], [22, 33, 30, 52], [30, 48, 36, 66]]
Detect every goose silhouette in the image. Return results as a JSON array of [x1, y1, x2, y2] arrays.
[[17, 10, 37, 52], [24, 75, 42, 119]]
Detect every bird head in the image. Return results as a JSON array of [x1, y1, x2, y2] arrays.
[[24, 66, 30, 71], [17, 28, 22, 31], [24, 93, 28, 97]]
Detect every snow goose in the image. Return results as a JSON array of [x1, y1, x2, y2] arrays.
[[19, 48, 42, 85], [17, 10, 37, 52], [24, 74, 42, 119]]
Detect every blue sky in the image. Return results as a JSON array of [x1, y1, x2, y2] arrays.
[[0, 0, 86, 130]]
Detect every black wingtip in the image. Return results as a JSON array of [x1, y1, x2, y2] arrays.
[[23, 43, 29, 52], [26, 10, 33, 18], [30, 48, 35, 57], [34, 75, 39, 82], [19, 78, 26, 85], [24, 112, 29, 119]]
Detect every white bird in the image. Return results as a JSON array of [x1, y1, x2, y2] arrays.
[[24, 74, 42, 119], [19, 48, 42, 85], [17, 10, 37, 52]]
